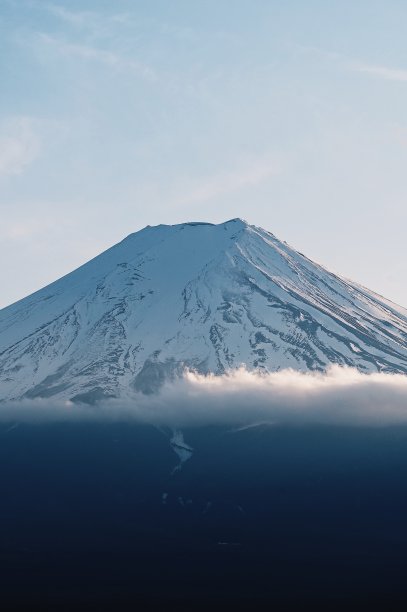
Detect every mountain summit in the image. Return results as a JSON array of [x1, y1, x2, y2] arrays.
[[1, 219, 406, 402]]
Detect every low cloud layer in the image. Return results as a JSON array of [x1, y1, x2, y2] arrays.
[[1, 366, 407, 427]]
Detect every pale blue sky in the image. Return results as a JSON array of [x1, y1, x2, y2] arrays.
[[1, 0, 407, 309]]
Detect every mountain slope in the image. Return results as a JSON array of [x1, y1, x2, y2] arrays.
[[1, 218, 406, 402]]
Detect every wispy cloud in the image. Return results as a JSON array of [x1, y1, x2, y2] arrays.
[[349, 61, 407, 82], [292, 43, 407, 84], [25, 0, 102, 28], [175, 156, 281, 206], [38, 33, 157, 81], [37, 2, 196, 40], [0, 217, 57, 241], [41, 3, 95, 27], [0, 117, 41, 177]]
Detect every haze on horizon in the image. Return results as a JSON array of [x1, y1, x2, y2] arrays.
[[1, 1, 407, 309]]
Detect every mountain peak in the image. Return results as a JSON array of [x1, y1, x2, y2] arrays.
[[143, 218, 248, 231], [221, 217, 248, 226], [0, 219, 406, 402]]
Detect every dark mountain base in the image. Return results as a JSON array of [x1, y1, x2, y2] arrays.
[[2, 421, 407, 610]]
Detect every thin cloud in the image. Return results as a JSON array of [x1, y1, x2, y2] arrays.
[[2, 366, 407, 427], [26, 0, 111, 29], [32, 1, 132, 30], [0, 117, 40, 177], [38, 33, 157, 81], [41, 3, 96, 27], [175, 157, 281, 206], [292, 43, 407, 84], [350, 61, 407, 82]]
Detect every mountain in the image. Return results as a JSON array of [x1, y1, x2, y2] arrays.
[[0, 218, 406, 402]]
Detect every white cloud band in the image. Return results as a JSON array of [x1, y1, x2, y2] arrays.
[[1, 366, 407, 427]]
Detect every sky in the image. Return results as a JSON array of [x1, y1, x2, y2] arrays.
[[1, 0, 407, 309]]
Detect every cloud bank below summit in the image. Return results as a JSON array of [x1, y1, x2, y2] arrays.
[[1, 366, 407, 427]]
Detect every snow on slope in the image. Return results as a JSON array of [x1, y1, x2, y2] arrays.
[[0, 218, 406, 402]]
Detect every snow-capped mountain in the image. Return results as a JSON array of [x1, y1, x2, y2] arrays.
[[1, 218, 406, 402]]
